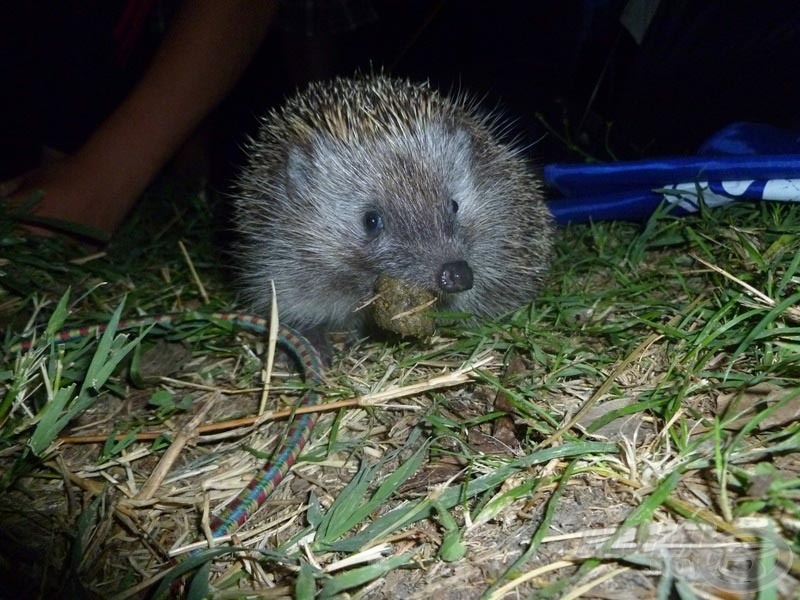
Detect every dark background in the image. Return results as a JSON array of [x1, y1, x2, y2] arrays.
[[3, 0, 800, 187]]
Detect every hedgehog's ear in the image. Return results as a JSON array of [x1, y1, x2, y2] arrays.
[[445, 128, 480, 203], [449, 128, 475, 176], [285, 145, 314, 196]]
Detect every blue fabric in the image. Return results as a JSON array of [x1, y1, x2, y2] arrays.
[[544, 122, 800, 225], [698, 122, 800, 156]]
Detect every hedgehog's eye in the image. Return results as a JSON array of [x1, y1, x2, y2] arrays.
[[363, 210, 384, 236], [450, 200, 459, 213]]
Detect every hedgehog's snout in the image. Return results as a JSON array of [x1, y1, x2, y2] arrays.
[[437, 260, 473, 293]]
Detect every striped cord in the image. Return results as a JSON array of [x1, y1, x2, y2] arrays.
[[29, 312, 324, 539]]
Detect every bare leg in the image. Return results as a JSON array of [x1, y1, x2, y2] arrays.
[[3, 1, 277, 241]]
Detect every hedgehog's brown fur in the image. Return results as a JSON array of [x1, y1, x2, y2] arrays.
[[232, 74, 554, 338]]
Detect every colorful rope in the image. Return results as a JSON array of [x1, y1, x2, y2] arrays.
[[33, 312, 324, 540]]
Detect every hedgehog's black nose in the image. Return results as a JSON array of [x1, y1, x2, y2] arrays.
[[438, 260, 473, 293]]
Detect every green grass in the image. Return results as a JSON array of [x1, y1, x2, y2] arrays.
[[1, 185, 799, 598]]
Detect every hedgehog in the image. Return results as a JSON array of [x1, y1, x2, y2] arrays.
[[232, 74, 554, 344]]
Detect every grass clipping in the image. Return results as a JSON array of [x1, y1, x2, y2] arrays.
[[2, 192, 800, 598]]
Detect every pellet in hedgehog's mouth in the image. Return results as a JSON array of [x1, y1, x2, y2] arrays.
[[370, 274, 437, 338]]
